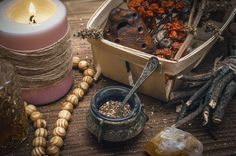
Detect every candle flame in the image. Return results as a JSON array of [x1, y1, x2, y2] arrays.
[[29, 2, 36, 16]]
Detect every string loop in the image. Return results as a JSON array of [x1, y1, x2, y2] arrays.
[[0, 28, 72, 88]]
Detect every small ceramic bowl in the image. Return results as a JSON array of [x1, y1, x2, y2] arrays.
[[86, 86, 148, 142]]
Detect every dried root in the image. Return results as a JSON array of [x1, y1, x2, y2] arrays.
[[171, 57, 236, 129], [167, 99, 186, 107], [212, 80, 236, 124], [177, 104, 188, 121], [202, 105, 210, 126], [169, 88, 199, 101], [176, 98, 203, 121], [201, 84, 214, 125], [177, 65, 227, 82], [185, 80, 212, 106], [174, 99, 205, 128], [183, 81, 207, 88], [209, 71, 235, 109], [177, 72, 213, 81]]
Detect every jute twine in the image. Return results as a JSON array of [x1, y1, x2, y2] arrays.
[[0, 28, 72, 88]]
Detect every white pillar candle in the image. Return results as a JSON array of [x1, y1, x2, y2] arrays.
[[0, 0, 68, 50]]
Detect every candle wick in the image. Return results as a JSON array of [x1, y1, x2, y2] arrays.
[[29, 15, 37, 24]]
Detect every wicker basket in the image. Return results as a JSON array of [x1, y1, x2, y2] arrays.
[[87, 0, 236, 101]]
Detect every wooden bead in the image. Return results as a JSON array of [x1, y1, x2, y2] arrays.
[[32, 147, 45, 156], [35, 128, 48, 138], [79, 82, 89, 92], [72, 88, 84, 99], [78, 60, 89, 71], [33, 137, 46, 147], [56, 118, 68, 129], [83, 68, 95, 77], [47, 145, 60, 156], [49, 136, 64, 148], [61, 102, 74, 113], [58, 110, 71, 121], [25, 104, 37, 116], [53, 127, 66, 138], [72, 56, 80, 69], [34, 119, 47, 129], [66, 94, 78, 106], [30, 111, 43, 121], [82, 76, 93, 86]]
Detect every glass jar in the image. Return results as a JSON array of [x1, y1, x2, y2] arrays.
[[0, 59, 28, 154]]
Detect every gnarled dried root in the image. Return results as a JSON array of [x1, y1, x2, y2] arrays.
[[212, 80, 236, 124], [209, 72, 235, 109]]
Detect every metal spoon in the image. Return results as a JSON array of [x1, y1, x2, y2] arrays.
[[118, 57, 160, 115]]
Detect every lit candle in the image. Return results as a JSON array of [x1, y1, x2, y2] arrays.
[[0, 0, 68, 50], [29, 2, 37, 24], [0, 0, 73, 105]]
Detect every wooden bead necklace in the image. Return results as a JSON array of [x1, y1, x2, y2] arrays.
[[24, 57, 96, 156]]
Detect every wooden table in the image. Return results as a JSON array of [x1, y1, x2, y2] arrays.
[[7, 0, 236, 155]]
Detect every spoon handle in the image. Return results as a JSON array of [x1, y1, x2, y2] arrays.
[[121, 57, 160, 106]]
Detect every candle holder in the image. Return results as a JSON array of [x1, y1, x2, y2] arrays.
[[86, 86, 148, 142], [0, 59, 28, 154]]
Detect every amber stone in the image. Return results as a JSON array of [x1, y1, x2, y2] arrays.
[[144, 127, 203, 156]]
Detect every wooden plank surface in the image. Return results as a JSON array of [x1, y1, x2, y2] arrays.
[[6, 0, 236, 156]]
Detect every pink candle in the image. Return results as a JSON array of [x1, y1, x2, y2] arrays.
[[0, 0, 73, 105], [0, 0, 68, 50]]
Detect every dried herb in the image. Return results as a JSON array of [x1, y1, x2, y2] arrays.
[[99, 100, 132, 118], [74, 28, 103, 40], [127, 0, 190, 59]]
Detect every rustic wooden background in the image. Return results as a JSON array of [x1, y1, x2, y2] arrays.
[[7, 0, 236, 155]]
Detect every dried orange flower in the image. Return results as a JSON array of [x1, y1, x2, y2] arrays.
[[128, 0, 145, 10], [128, 0, 187, 19], [165, 20, 185, 31], [169, 30, 178, 39], [165, 19, 187, 41], [146, 10, 154, 16], [171, 42, 182, 51], [150, 3, 165, 15], [156, 48, 172, 59], [127, 0, 189, 59], [176, 1, 185, 11], [161, 0, 175, 10]]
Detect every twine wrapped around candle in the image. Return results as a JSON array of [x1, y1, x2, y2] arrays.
[[0, 28, 72, 89]]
